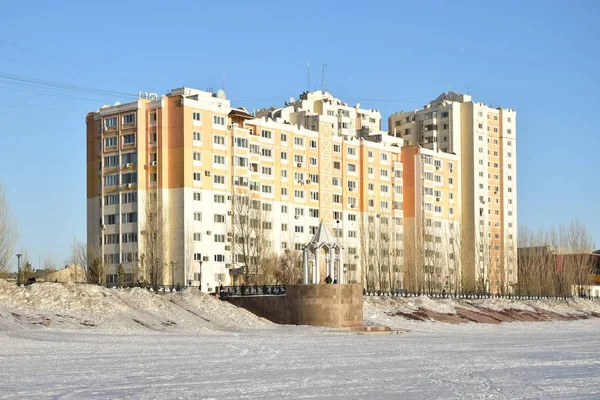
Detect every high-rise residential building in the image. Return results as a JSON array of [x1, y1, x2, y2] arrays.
[[87, 88, 407, 291], [389, 92, 517, 293], [86, 88, 516, 294]]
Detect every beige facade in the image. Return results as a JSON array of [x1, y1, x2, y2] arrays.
[[86, 88, 516, 293], [389, 92, 517, 293]]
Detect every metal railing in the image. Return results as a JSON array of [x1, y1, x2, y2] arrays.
[[220, 285, 287, 298], [363, 289, 599, 301]]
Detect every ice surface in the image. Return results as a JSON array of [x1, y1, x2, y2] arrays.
[[2, 280, 600, 399]]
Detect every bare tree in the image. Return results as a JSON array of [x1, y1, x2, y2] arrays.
[[0, 181, 18, 278], [229, 191, 273, 285], [518, 220, 595, 296], [72, 241, 104, 284], [139, 192, 169, 289], [277, 233, 303, 284], [43, 255, 57, 282]]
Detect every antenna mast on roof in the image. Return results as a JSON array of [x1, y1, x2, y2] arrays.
[[307, 61, 310, 92], [321, 63, 327, 93], [222, 74, 226, 92]]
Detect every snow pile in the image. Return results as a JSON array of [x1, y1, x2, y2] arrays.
[[0, 280, 270, 333], [364, 294, 600, 328]]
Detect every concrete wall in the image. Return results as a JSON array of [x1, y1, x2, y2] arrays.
[[226, 284, 363, 327]]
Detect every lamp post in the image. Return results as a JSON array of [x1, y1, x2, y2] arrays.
[[16, 254, 22, 286]]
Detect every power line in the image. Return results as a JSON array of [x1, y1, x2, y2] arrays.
[[0, 55, 106, 84], [0, 40, 164, 92]]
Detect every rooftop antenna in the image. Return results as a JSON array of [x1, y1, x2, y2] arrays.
[[321, 63, 327, 93], [307, 61, 310, 92], [221, 74, 226, 92]]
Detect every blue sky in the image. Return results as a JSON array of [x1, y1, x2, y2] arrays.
[[0, 0, 599, 270]]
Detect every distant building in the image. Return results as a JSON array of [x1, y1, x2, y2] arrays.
[[46, 264, 86, 283]]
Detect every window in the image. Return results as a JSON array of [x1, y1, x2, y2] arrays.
[[380, 185, 389, 193], [333, 194, 342, 204], [348, 164, 356, 172], [123, 134, 135, 145], [332, 177, 340, 187], [214, 214, 225, 223], [193, 172, 201, 182], [214, 254, 226, 262], [280, 133, 287, 142], [380, 153, 388, 162], [368, 167, 373, 175], [149, 173, 157, 183], [193, 111, 202, 122], [104, 137, 117, 148], [368, 183, 374, 191], [121, 212, 137, 223], [214, 234, 226, 243], [104, 194, 119, 206], [294, 190, 304, 199], [310, 140, 317, 149], [121, 172, 137, 184], [214, 194, 225, 203], [368, 151, 373, 159], [213, 135, 225, 146], [261, 130, 272, 139], [213, 115, 225, 126], [262, 202, 272, 212], [309, 157, 317, 166], [261, 166, 272, 176], [214, 175, 225, 185], [281, 188, 288, 196], [194, 233, 202, 241], [194, 212, 202, 221], [122, 233, 138, 243], [104, 174, 119, 187], [333, 161, 340, 169], [149, 131, 157, 144], [280, 151, 287, 160], [347, 147, 356, 156], [193, 152, 201, 162], [309, 208, 319, 218], [295, 226, 304, 233], [123, 113, 135, 125], [104, 155, 119, 168], [441, 111, 449, 118], [262, 185, 272, 194], [333, 144, 341, 153], [104, 117, 117, 129], [235, 137, 248, 148], [294, 137, 304, 146], [250, 144, 260, 154], [380, 169, 388, 178], [261, 148, 272, 158], [104, 214, 118, 225], [310, 191, 319, 201], [211, 155, 224, 166]]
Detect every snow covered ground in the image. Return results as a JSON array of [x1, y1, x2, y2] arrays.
[[1, 281, 600, 399]]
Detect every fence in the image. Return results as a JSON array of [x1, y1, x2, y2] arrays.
[[220, 285, 287, 298], [362, 289, 600, 301]]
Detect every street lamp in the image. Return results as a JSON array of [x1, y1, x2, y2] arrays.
[[16, 254, 22, 286]]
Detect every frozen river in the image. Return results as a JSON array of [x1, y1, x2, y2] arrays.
[[2, 319, 599, 399]]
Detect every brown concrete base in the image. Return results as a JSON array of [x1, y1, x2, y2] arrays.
[[226, 284, 363, 327]]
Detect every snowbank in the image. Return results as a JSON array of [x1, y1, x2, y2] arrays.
[[0, 280, 270, 333]]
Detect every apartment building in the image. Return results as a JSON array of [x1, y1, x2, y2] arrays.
[[87, 88, 409, 291], [401, 145, 460, 292], [389, 92, 517, 293]]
